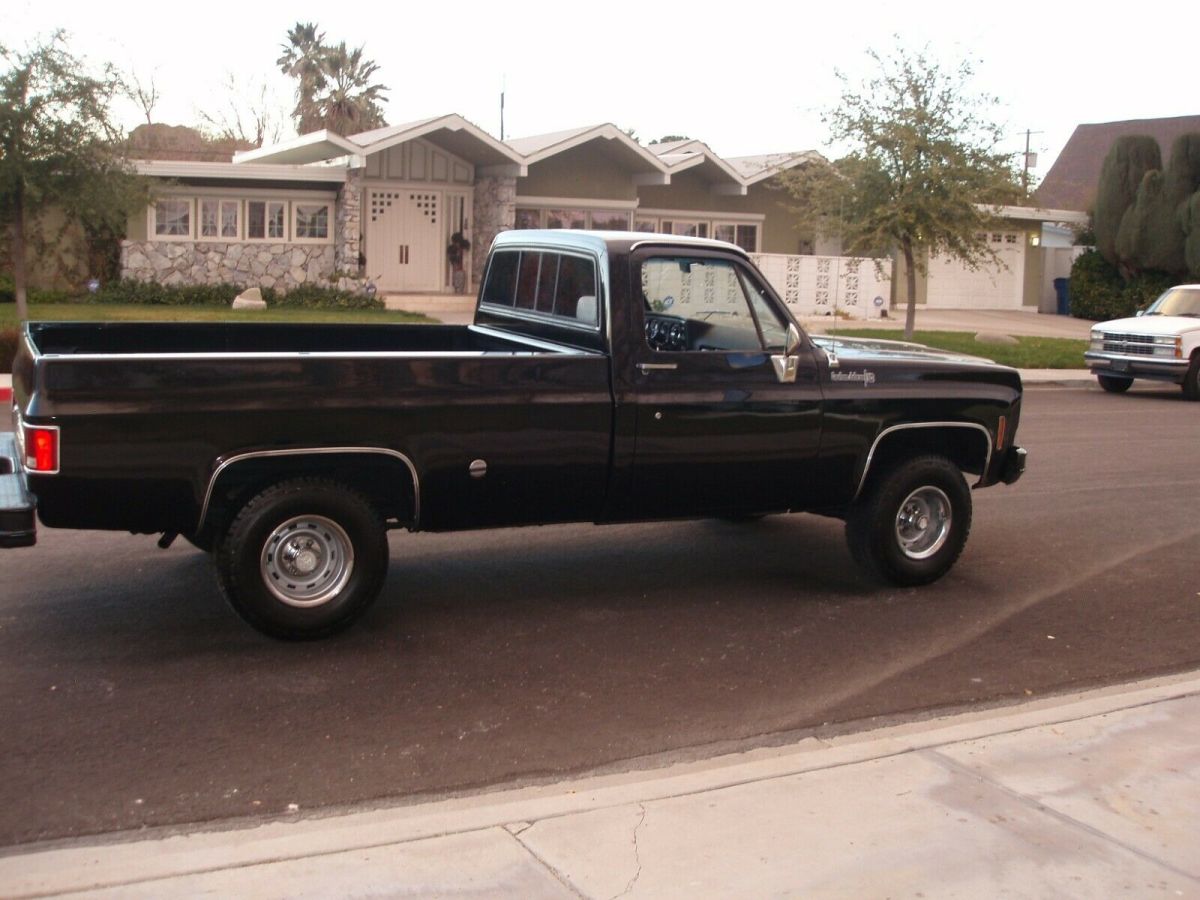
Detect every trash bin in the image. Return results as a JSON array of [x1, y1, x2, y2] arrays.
[[1053, 277, 1070, 316]]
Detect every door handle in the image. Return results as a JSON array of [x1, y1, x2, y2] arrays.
[[637, 362, 678, 372]]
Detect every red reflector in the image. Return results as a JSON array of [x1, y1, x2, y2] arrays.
[[24, 426, 59, 473], [996, 416, 1007, 452]]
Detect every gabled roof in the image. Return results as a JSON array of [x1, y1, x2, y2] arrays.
[[648, 139, 746, 195], [1036, 114, 1200, 212], [506, 124, 671, 184], [725, 150, 823, 185], [234, 114, 526, 174]]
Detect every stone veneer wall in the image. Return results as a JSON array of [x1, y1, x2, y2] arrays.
[[335, 169, 363, 278], [120, 241, 335, 291], [471, 174, 517, 287]]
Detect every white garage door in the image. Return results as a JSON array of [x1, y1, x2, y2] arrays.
[[925, 231, 1025, 309]]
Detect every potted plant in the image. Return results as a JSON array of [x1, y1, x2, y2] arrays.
[[446, 232, 471, 293]]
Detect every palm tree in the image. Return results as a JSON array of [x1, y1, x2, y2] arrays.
[[276, 22, 327, 134], [315, 42, 387, 135]]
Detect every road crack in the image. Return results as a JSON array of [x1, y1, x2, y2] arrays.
[[610, 802, 648, 899]]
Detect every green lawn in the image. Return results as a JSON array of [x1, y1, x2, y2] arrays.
[[1, 303, 433, 326], [825, 329, 1088, 369]]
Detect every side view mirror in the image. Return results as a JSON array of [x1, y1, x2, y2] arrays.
[[772, 323, 803, 383]]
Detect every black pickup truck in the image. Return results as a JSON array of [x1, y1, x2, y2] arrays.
[[2, 231, 1025, 638]]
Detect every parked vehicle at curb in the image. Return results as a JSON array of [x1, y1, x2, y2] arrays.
[[1084, 284, 1200, 399], [2, 231, 1027, 639]]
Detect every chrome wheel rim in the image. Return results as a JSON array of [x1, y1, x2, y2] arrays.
[[260, 515, 354, 608], [894, 486, 952, 560]]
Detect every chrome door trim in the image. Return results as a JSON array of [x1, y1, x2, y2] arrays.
[[198, 446, 420, 533]]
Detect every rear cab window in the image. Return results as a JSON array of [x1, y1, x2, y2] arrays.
[[481, 249, 599, 327]]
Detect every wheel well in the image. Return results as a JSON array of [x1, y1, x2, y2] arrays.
[[200, 452, 418, 539], [860, 426, 990, 497]]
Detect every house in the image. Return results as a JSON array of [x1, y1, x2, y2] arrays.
[[119, 114, 824, 297]]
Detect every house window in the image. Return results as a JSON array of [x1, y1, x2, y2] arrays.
[[154, 199, 192, 238], [248, 200, 288, 240], [294, 203, 331, 241], [634, 219, 658, 233], [588, 210, 630, 230], [545, 209, 588, 230], [199, 199, 240, 240], [514, 208, 542, 229]]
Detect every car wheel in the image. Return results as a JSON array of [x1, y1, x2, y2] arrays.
[[1097, 373, 1133, 393], [845, 455, 972, 587], [1183, 354, 1200, 402], [215, 478, 388, 640]]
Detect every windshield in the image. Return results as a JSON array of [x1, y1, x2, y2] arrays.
[[1145, 287, 1200, 317]]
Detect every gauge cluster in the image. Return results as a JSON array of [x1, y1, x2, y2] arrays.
[[645, 315, 690, 352]]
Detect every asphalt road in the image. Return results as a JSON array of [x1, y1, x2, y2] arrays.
[[0, 385, 1197, 848]]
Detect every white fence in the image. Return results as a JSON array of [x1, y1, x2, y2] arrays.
[[750, 254, 891, 319]]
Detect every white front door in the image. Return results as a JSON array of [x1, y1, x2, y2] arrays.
[[366, 188, 443, 292]]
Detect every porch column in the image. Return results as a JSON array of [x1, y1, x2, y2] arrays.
[[471, 174, 516, 287], [335, 168, 364, 281]]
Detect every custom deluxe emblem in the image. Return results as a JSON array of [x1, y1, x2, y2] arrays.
[[831, 370, 877, 385]]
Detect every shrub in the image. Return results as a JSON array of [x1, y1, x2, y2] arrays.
[[1122, 270, 1177, 312], [0, 273, 76, 305], [85, 280, 383, 310], [1094, 136, 1161, 266], [1069, 249, 1128, 320]]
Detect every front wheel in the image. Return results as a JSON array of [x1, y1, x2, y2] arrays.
[[215, 478, 389, 639], [846, 455, 972, 586], [1097, 373, 1133, 393], [1183, 354, 1200, 401]]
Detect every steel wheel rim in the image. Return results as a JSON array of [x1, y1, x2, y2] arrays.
[[260, 515, 355, 608], [894, 486, 952, 560]]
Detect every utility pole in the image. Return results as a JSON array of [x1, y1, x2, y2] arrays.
[[1022, 129, 1044, 193]]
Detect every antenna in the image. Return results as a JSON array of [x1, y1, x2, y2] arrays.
[[500, 74, 506, 141]]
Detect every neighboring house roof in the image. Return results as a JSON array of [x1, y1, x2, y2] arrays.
[[649, 140, 747, 195], [1036, 114, 1200, 212], [127, 123, 255, 162], [725, 151, 823, 186], [505, 124, 670, 183], [234, 114, 526, 174]]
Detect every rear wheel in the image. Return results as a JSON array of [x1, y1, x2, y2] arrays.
[[1183, 354, 1200, 401], [846, 455, 972, 586], [215, 478, 388, 640], [1097, 373, 1133, 393]]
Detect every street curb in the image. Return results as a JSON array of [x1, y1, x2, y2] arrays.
[[3, 670, 1199, 897]]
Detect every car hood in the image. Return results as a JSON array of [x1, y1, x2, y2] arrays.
[[810, 334, 999, 367], [1094, 315, 1200, 335]]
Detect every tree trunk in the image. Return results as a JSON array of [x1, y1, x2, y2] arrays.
[[902, 237, 918, 340], [11, 195, 29, 322]]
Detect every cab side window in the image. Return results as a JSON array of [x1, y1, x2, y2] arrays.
[[481, 250, 598, 326], [640, 257, 786, 352]]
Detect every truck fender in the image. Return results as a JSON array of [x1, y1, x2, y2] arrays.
[[853, 422, 993, 502]]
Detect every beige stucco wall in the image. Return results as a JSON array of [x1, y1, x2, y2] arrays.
[[637, 174, 810, 254], [517, 145, 639, 202]]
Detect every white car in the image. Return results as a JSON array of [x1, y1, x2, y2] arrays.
[[1085, 284, 1200, 400]]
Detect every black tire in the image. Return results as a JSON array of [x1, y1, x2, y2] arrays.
[[1183, 354, 1200, 402], [1097, 373, 1133, 393], [845, 455, 972, 587], [215, 478, 388, 640]]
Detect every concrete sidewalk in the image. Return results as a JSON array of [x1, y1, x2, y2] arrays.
[[3, 673, 1197, 898]]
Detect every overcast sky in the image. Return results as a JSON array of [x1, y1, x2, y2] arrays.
[[8, 0, 1194, 186]]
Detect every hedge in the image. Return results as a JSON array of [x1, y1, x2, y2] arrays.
[[1069, 250, 1177, 320], [84, 280, 384, 310]]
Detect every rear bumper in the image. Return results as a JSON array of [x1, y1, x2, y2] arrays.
[[0, 433, 36, 548], [1000, 445, 1027, 485]]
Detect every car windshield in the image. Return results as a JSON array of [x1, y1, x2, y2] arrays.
[[1145, 287, 1200, 317]]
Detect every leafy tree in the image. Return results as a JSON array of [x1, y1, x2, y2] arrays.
[[1, 33, 151, 319], [650, 135, 691, 145], [782, 44, 1023, 338], [1093, 135, 1159, 268], [277, 24, 387, 135]]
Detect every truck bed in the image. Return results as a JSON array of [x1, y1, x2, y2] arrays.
[[27, 321, 552, 357]]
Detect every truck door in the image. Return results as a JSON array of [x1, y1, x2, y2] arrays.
[[621, 250, 824, 518]]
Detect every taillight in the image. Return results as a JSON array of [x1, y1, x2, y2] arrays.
[[22, 424, 60, 474]]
